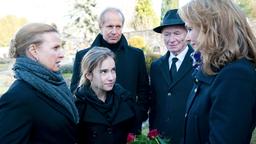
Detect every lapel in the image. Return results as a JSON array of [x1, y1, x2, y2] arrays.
[[185, 69, 215, 113], [82, 100, 134, 125], [83, 104, 109, 125], [158, 52, 172, 86], [112, 102, 134, 125], [169, 46, 194, 88], [36, 93, 75, 123]]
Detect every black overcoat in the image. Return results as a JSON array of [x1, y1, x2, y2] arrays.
[[0, 80, 77, 144], [149, 46, 194, 144], [75, 84, 137, 144], [184, 58, 256, 144]]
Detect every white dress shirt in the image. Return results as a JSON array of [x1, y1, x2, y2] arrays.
[[169, 46, 189, 71]]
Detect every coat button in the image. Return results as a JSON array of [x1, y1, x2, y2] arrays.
[[107, 128, 112, 134], [194, 88, 198, 93], [195, 78, 199, 83], [92, 131, 97, 138], [167, 92, 171, 96], [185, 113, 187, 118]]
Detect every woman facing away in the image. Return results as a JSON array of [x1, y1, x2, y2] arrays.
[[178, 0, 256, 143], [0, 23, 79, 144], [75, 47, 140, 144]]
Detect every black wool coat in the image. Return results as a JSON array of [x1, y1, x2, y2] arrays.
[[75, 84, 138, 144], [0, 80, 77, 144], [149, 46, 194, 144], [70, 34, 150, 122], [184, 58, 256, 144]]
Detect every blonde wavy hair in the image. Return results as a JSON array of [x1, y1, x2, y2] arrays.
[[79, 47, 115, 86], [179, 0, 256, 75]]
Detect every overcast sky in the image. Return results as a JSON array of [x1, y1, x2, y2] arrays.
[[0, 0, 70, 28], [0, 0, 190, 30]]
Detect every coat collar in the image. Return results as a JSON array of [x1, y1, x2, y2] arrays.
[[76, 84, 134, 125], [158, 45, 194, 86], [185, 68, 216, 113], [158, 51, 171, 85], [91, 34, 129, 51], [83, 102, 134, 125]]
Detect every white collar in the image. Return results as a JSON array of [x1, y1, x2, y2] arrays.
[[169, 46, 188, 61], [169, 46, 189, 70]]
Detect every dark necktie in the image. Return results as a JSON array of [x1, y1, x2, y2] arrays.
[[170, 57, 178, 81]]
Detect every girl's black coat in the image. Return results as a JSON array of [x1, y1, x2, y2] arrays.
[[75, 84, 138, 144]]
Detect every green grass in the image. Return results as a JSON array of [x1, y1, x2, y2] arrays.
[[0, 62, 12, 95], [251, 128, 256, 144], [62, 72, 72, 86], [0, 63, 11, 71], [62, 72, 72, 79]]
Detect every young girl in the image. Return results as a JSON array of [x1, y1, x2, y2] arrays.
[[75, 47, 139, 144]]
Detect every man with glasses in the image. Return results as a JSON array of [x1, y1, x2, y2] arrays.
[[149, 9, 194, 144], [70, 7, 149, 133]]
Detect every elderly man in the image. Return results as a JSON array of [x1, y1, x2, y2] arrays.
[[70, 7, 149, 133], [149, 9, 194, 144]]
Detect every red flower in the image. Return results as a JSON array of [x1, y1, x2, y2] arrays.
[[126, 129, 169, 144], [148, 129, 160, 139], [127, 133, 136, 143]]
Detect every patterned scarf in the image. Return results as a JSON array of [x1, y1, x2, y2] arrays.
[[13, 57, 79, 123]]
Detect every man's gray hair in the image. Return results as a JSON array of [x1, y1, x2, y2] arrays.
[[98, 7, 125, 28]]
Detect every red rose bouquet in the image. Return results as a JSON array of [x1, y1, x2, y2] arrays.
[[127, 129, 170, 144]]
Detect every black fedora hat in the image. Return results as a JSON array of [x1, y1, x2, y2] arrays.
[[153, 9, 185, 33]]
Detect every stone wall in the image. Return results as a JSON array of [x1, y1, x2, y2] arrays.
[[124, 19, 256, 56]]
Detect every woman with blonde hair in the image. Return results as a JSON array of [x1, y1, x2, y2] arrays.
[[0, 23, 79, 144], [75, 47, 139, 144], [178, 0, 256, 143]]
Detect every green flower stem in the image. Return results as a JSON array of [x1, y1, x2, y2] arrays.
[[154, 137, 160, 144]]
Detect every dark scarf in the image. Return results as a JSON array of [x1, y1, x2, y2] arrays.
[[101, 37, 121, 52], [92, 34, 126, 53], [76, 84, 120, 123], [13, 57, 79, 124]]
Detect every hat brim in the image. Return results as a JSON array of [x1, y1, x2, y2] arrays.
[[153, 23, 185, 33]]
